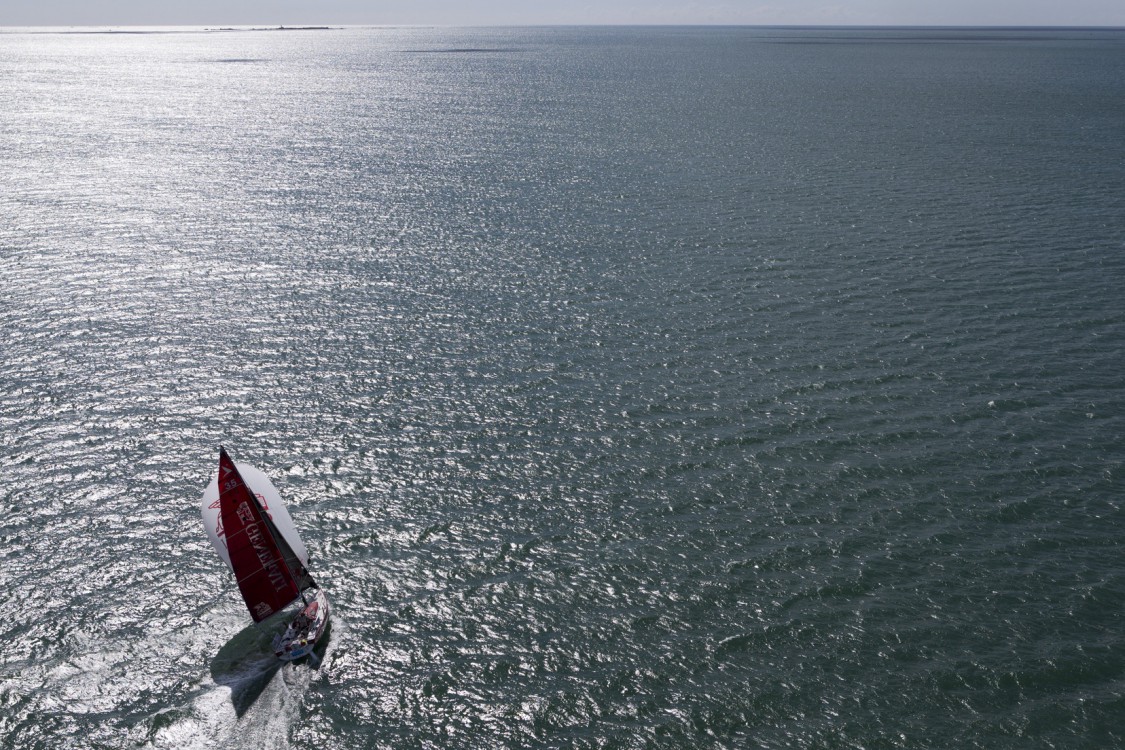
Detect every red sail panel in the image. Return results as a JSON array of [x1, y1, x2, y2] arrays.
[[218, 448, 299, 622]]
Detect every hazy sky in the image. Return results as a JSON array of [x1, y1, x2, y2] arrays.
[[2, 0, 1124, 27]]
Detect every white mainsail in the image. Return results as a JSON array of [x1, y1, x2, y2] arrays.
[[200, 460, 310, 571]]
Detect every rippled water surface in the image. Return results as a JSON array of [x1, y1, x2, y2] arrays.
[[2, 25, 1125, 749]]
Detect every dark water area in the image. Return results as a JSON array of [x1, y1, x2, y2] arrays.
[[1, 25, 1124, 748]]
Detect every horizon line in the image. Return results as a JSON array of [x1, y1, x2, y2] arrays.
[[3, 22, 1125, 29]]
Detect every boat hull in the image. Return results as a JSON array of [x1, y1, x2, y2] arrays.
[[272, 589, 330, 661]]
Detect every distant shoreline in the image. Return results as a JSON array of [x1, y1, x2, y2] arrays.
[[208, 25, 331, 31]]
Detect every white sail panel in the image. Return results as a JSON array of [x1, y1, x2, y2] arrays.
[[201, 461, 310, 571]]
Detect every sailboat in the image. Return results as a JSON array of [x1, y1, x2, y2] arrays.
[[201, 447, 330, 661]]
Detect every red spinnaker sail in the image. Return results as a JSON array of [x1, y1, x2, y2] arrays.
[[218, 447, 300, 622]]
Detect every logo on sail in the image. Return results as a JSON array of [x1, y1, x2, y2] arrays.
[[237, 501, 291, 594]]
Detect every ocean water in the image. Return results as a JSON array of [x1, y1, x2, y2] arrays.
[[2, 24, 1125, 749]]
